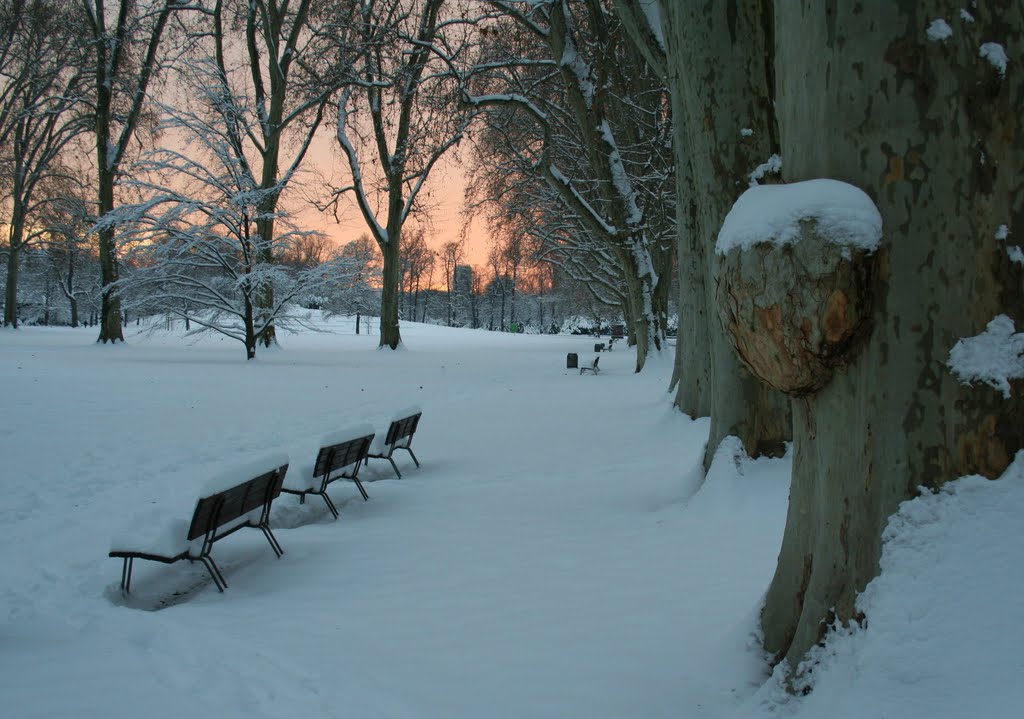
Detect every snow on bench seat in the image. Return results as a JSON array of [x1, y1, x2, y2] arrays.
[[283, 423, 376, 493], [281, 423, 375, 517], [109, 452, 289, 593], [366, 406, 422, 479]]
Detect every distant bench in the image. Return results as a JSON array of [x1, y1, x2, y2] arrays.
[[282, 424, 375, 518], [580, 357, 600, 375], [109, 455, 289, 593], [366, 408, 422, 479]]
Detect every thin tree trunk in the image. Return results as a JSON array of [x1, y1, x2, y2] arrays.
[[66, 251, 79, 327], [243, 295, 257, 360], [379, 232, 402, 349], [4, 245, 18, 328]]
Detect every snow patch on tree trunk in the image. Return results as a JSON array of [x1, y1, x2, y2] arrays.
[[948, 315, 1024, 399]]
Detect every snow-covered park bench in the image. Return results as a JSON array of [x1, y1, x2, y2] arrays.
[[365, 408, 422, 479], [580, 357, 600, 375], [109, 454, 290, 593], [281, 424, 376, 517]]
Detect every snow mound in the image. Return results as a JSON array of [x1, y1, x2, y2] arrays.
[[744, 452, 1024, 719], [716, 179, 882, 255]]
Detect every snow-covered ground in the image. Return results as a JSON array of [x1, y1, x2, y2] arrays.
[[1, 318, 1020, 718]]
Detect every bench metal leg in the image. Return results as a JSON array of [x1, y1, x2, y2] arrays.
[[405, 447, 420, 468], [259, 523, 284, 557], [199, 555, 228, 592], [388, 456, 402, 479], [120, 557, 134, 594], [352, 476, 370, 501], [321, 492, 340, 519]]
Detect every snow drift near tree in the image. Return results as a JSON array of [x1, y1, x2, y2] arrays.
[[745, 452, 1024, 719]]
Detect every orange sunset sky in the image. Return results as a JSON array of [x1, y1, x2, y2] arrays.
[[295, 135, 492, 268]]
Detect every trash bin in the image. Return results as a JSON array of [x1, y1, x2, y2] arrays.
[[566, 352, 578, 369]]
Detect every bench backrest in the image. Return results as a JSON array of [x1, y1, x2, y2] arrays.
[[314, 433, 373, 478], [385, 413, 421, 446], [187, 463, 288, 541]]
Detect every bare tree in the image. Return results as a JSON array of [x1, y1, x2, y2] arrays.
[[81, 0, 196, 343], [41, 172, 100, 328], [465, 0, 675, 371], [399, 227, 434, 322], [0, 0, 89, 327], [112, 71, 351, 360], [323, 233, 382, 334], [438, 238, 463, 326], [206, 0, 353, 348], [332, 0, 479, 349]]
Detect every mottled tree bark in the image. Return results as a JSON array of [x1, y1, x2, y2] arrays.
[[660, 0, 790, 466], [761, 0, 1024, 677]]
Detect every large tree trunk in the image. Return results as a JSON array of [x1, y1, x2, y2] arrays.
[[671, 168, 712, 417], [760, 0, 1024, 678], [661, 0, 791, 466]]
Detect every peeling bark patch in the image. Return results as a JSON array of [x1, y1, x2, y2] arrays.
[[824, 290, 850, 343], [956, 414, 1012, 479], [884, 38, 924, 76], [884, 153, 904, 184]]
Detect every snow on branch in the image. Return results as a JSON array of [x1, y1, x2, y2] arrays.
[[948, 315, 1024, 399], [748, 154, 782, 186]]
